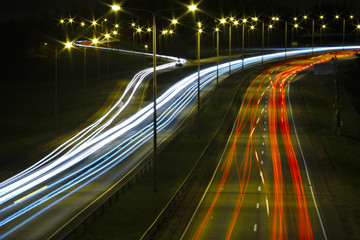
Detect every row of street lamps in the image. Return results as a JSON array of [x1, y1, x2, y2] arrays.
[[56, 4, 360, 193]]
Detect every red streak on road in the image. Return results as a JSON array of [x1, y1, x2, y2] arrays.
[[192, 50, 358, 240]]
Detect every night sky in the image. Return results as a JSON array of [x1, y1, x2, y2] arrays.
[[1, 0, 359, 21]]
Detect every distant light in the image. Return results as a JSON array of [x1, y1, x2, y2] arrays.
[[272, 17, 276, 21], [357, 25, 360, 29], [233, 20, 239, 25], [147, 28, 152, 32], [81, 22, 85, 26], [350, 15, 354, 19], [197, 22, 202, 27], [250, 25, 255, 30], [113, 30, 118, 35], [92, 21, 97, 26], [137, 28, 142, 33], [275, 17, 279, 21], [171, 19, 178, 24], [252, 17, 258, 21], [65, 42, 72, 48], [162, 30, 168, 35], [105, 34, 110, 39], [304, 15, 308, 19], [104, 18, 108, 22], [269, 24, 273, 29], [242, 19, 247, 23], [169, 30, 174, 34], [335, 15, 339, 19], [131, 22, 136, 27], [215, 27, 219, 31], [92, 38, 99, 44], [220, 18, 226, 24], [198, 29, 203, 33], [145, 44, 148, 49], [230, 17, 234, 22], [60, 19, 65, 24], [320, 15, 324, 19], [44, 42, 48, 46], [322, 25, 326, 29], [115, 24, 119, 28], [294, 24, 299, 28], [69, 18, 73, 23], [294, 17, 297, 21], [188, 4, 197, 12], [111, 5, 121, 11]]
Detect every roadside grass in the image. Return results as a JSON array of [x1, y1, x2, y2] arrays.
[[299, 57, 360, 239], [76, 67, 254, 240]]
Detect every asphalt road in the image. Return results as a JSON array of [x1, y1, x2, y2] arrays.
[[180, 50, 358, 240], [1, 44, 358, 239]]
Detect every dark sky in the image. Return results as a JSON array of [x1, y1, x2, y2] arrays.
[[1, 0, 359, 21]]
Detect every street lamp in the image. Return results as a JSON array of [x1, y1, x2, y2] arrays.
[[196, 26, 202, 139], [112, 5, 191, 192], [357, 24, 360, 43], [54, 41, 73, 131], [215, 26, 220, 108]]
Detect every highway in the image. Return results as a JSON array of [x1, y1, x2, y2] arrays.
[[180, 50, 358, 240], [1, 43, 359, 239]]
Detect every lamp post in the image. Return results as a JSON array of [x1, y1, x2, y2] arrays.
[[357, 25, 360, 44], [285, 21, 287, 59], [54, 42, 73, 131], [215, 26, 219, 109], [112, 4, 193, 192], [197, 25, 202, 139]]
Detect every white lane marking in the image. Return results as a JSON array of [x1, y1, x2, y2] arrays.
[[287, 81, 327, 240], [258, 186, 261, 191], [256, 203, 260, 209], [254, 224, 257, 231]]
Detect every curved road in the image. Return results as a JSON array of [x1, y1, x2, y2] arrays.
[[1, 43, 359, 239], [180, 50, 359, 240]]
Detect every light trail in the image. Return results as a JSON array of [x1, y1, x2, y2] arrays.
[[1, 43, 359, 239], [187, 49, 359, 240]]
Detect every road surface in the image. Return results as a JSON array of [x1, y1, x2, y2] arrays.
[[1, 43, 359, 239], [181, 50, 358, 240]]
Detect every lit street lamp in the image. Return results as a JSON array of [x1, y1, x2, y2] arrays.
[[54, 42, 73, 131]]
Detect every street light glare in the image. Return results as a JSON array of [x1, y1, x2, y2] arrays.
[[65, 42, 72, 48], [322, 24, 326, 29], [92, 38, 99, 44], [111, 5, 121, 11], [188, 4, 197, 12], [215, 27, 219, 31], [220, 18, 226, 24], [234, 20, 239, 25], [105, 34, 110, 39], [171, 19, 178, 24]]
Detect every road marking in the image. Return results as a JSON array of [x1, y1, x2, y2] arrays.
[[261, 160, 263, 165], [14, 185, 47, 204], [258, 186, 261, 192], [261, 151, 264, 154], [256, 203, 259, 209], [254, 224, 257, 231], [266, 197, 270, 216], [262, 142, 265, 145], [263, 134, 265, 138]]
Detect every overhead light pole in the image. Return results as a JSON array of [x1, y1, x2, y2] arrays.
[[111, 4, 194, 192]]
